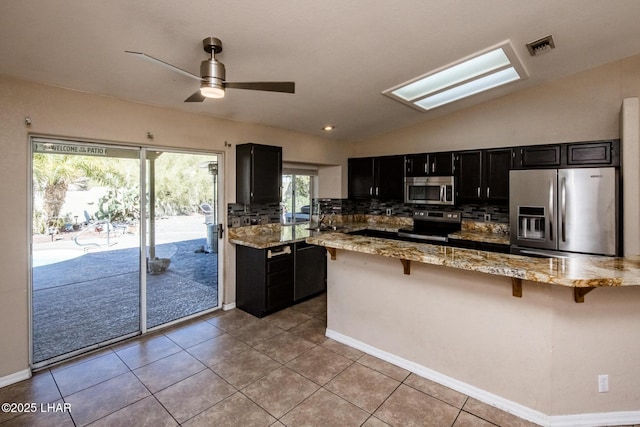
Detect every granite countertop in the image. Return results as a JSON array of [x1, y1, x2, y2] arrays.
[[448, 230, 510, 245], [305, 232, 640, 288], [227, 217, 509, 248], [227, 222, 371, 249], [227, 215, 413, 249]]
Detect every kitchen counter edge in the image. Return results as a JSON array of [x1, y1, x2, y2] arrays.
[[305, 232, 640, 288]]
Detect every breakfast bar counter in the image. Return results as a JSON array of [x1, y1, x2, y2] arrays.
[[305, 232, 640, 425], [306, 232, 640, 289]]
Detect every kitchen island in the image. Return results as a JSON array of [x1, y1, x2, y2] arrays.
[[305, 231, 640, 426]]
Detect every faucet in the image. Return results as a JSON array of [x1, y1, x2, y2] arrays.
[[328, 212, 336, 227]]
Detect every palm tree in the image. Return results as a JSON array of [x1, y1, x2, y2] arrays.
[[32, 153, 123, 221]]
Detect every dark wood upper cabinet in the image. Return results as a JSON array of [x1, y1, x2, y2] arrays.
[[518, 144, 561, 168], [567, 141, 615, 165], [456, 148, 512, 204], [456, 150, 483, 203], [430, 152, 455, 175], [236, 143, 282, 205], [513, 140, 619, 169], [348, 155, 404, 201], [484, 148, 512, 202], [405, 153, 429, 177], [405, 152, 454, 176], [348, 157, 376, 199]]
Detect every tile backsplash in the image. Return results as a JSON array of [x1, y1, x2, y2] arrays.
[[313, 199, 509, 223], [227, 203, 280, 227], [228, 199, 509, 228]]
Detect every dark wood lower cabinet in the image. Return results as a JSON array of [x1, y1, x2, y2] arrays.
[[236, 242, 327, 318], [294, 242, 327, 301]]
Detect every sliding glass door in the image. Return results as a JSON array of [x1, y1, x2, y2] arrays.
[[31, 139, 221, 367], [144, 150, 220, 328]]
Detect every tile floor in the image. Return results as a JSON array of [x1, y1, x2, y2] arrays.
[[0, 293, 624, 427]]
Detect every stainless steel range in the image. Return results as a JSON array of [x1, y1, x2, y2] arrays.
[[398, 210, 462, 242]]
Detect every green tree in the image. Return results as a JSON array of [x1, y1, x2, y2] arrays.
[[32, 153, 127, 221]]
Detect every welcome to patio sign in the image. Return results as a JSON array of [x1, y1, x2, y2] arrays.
[[34, 142, 107, 156]]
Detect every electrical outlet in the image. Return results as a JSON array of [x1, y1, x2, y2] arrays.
[[598, 374, 609, 393], [386, 208, 392, 216], [484, 213, 491, 222]]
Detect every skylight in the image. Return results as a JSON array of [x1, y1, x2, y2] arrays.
[[383, 41, 527, 111]]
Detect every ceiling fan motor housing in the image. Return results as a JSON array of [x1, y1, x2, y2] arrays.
[[201, 37, 225, 90], [201, 59, 225, 85]]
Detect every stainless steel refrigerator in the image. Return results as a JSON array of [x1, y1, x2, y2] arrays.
[[509, 167, 619, 256]]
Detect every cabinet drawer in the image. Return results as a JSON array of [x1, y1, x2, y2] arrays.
[[266, 281, 293, 311], [266, 250, 293, 274], [267, 269, 293, 287]]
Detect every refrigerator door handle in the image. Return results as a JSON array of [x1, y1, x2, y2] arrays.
[[548, 180, 554, 242], [561, 176, 567, 242]]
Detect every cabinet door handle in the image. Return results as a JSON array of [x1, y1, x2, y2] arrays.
[[477, 187, 481, 198], [424, 163, 428, 174], [549, 179, 554, 242], [561, 176, 567, 242], [369, 187, 373, 196], [432, 160, 436, 174], [376, 187, 379, 196], [268, 246, 292, 258], [486, 187, 490, 198]]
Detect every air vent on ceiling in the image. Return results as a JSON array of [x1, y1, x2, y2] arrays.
[[526, 35, 555, 56]]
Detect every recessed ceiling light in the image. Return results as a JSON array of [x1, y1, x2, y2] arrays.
[[383, 41, 527, 111], [323, 125, 335, 131]]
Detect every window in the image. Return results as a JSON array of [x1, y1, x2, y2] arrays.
[[282, 170, 315, 224]]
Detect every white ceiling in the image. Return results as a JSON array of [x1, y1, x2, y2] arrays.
[[2, 0, 640, 142]]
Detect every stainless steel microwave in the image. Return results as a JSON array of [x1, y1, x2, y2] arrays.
[[404, 176, 455, 205]]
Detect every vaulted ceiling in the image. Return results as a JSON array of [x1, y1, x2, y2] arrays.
[[2, 0, 640, 142]]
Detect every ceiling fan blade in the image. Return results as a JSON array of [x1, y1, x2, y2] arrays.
[[185, 91, 206, 102], [124, 51, 202, 81], [224, 81, 295, 93]]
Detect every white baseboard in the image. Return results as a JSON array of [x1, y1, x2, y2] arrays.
[[222, 302, 236, 311], [0, 369, 31, 388], [325, 329, 640, 427]]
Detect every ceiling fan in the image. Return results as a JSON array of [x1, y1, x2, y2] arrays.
[[125, 37, 295, 102]]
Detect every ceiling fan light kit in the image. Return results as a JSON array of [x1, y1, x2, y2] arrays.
[[125, 36, 295, 103]]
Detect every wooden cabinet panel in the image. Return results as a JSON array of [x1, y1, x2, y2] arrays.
[[405, 154, 429, 177], [456, 150, 483, 203], [456, 148, 511, 204], [236, 143, 282, 205], [405, 152, 454, 177], [376, 155, 405, 201], [567, 141, 612, 165], [520, 145, 561, 167], [348, 157, 375, 199], [431, 152, 454, 175], [348, 155, 404, 201], [236, 244, 293, 317], [484, 149, 512, 202]]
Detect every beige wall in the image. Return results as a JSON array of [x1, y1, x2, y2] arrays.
[[352, 54, 640, 156], [327, 250, 640, 419], [0, 76, 348, 378]]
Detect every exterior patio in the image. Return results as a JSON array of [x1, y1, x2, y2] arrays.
[[32, 216, 218, 364]]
